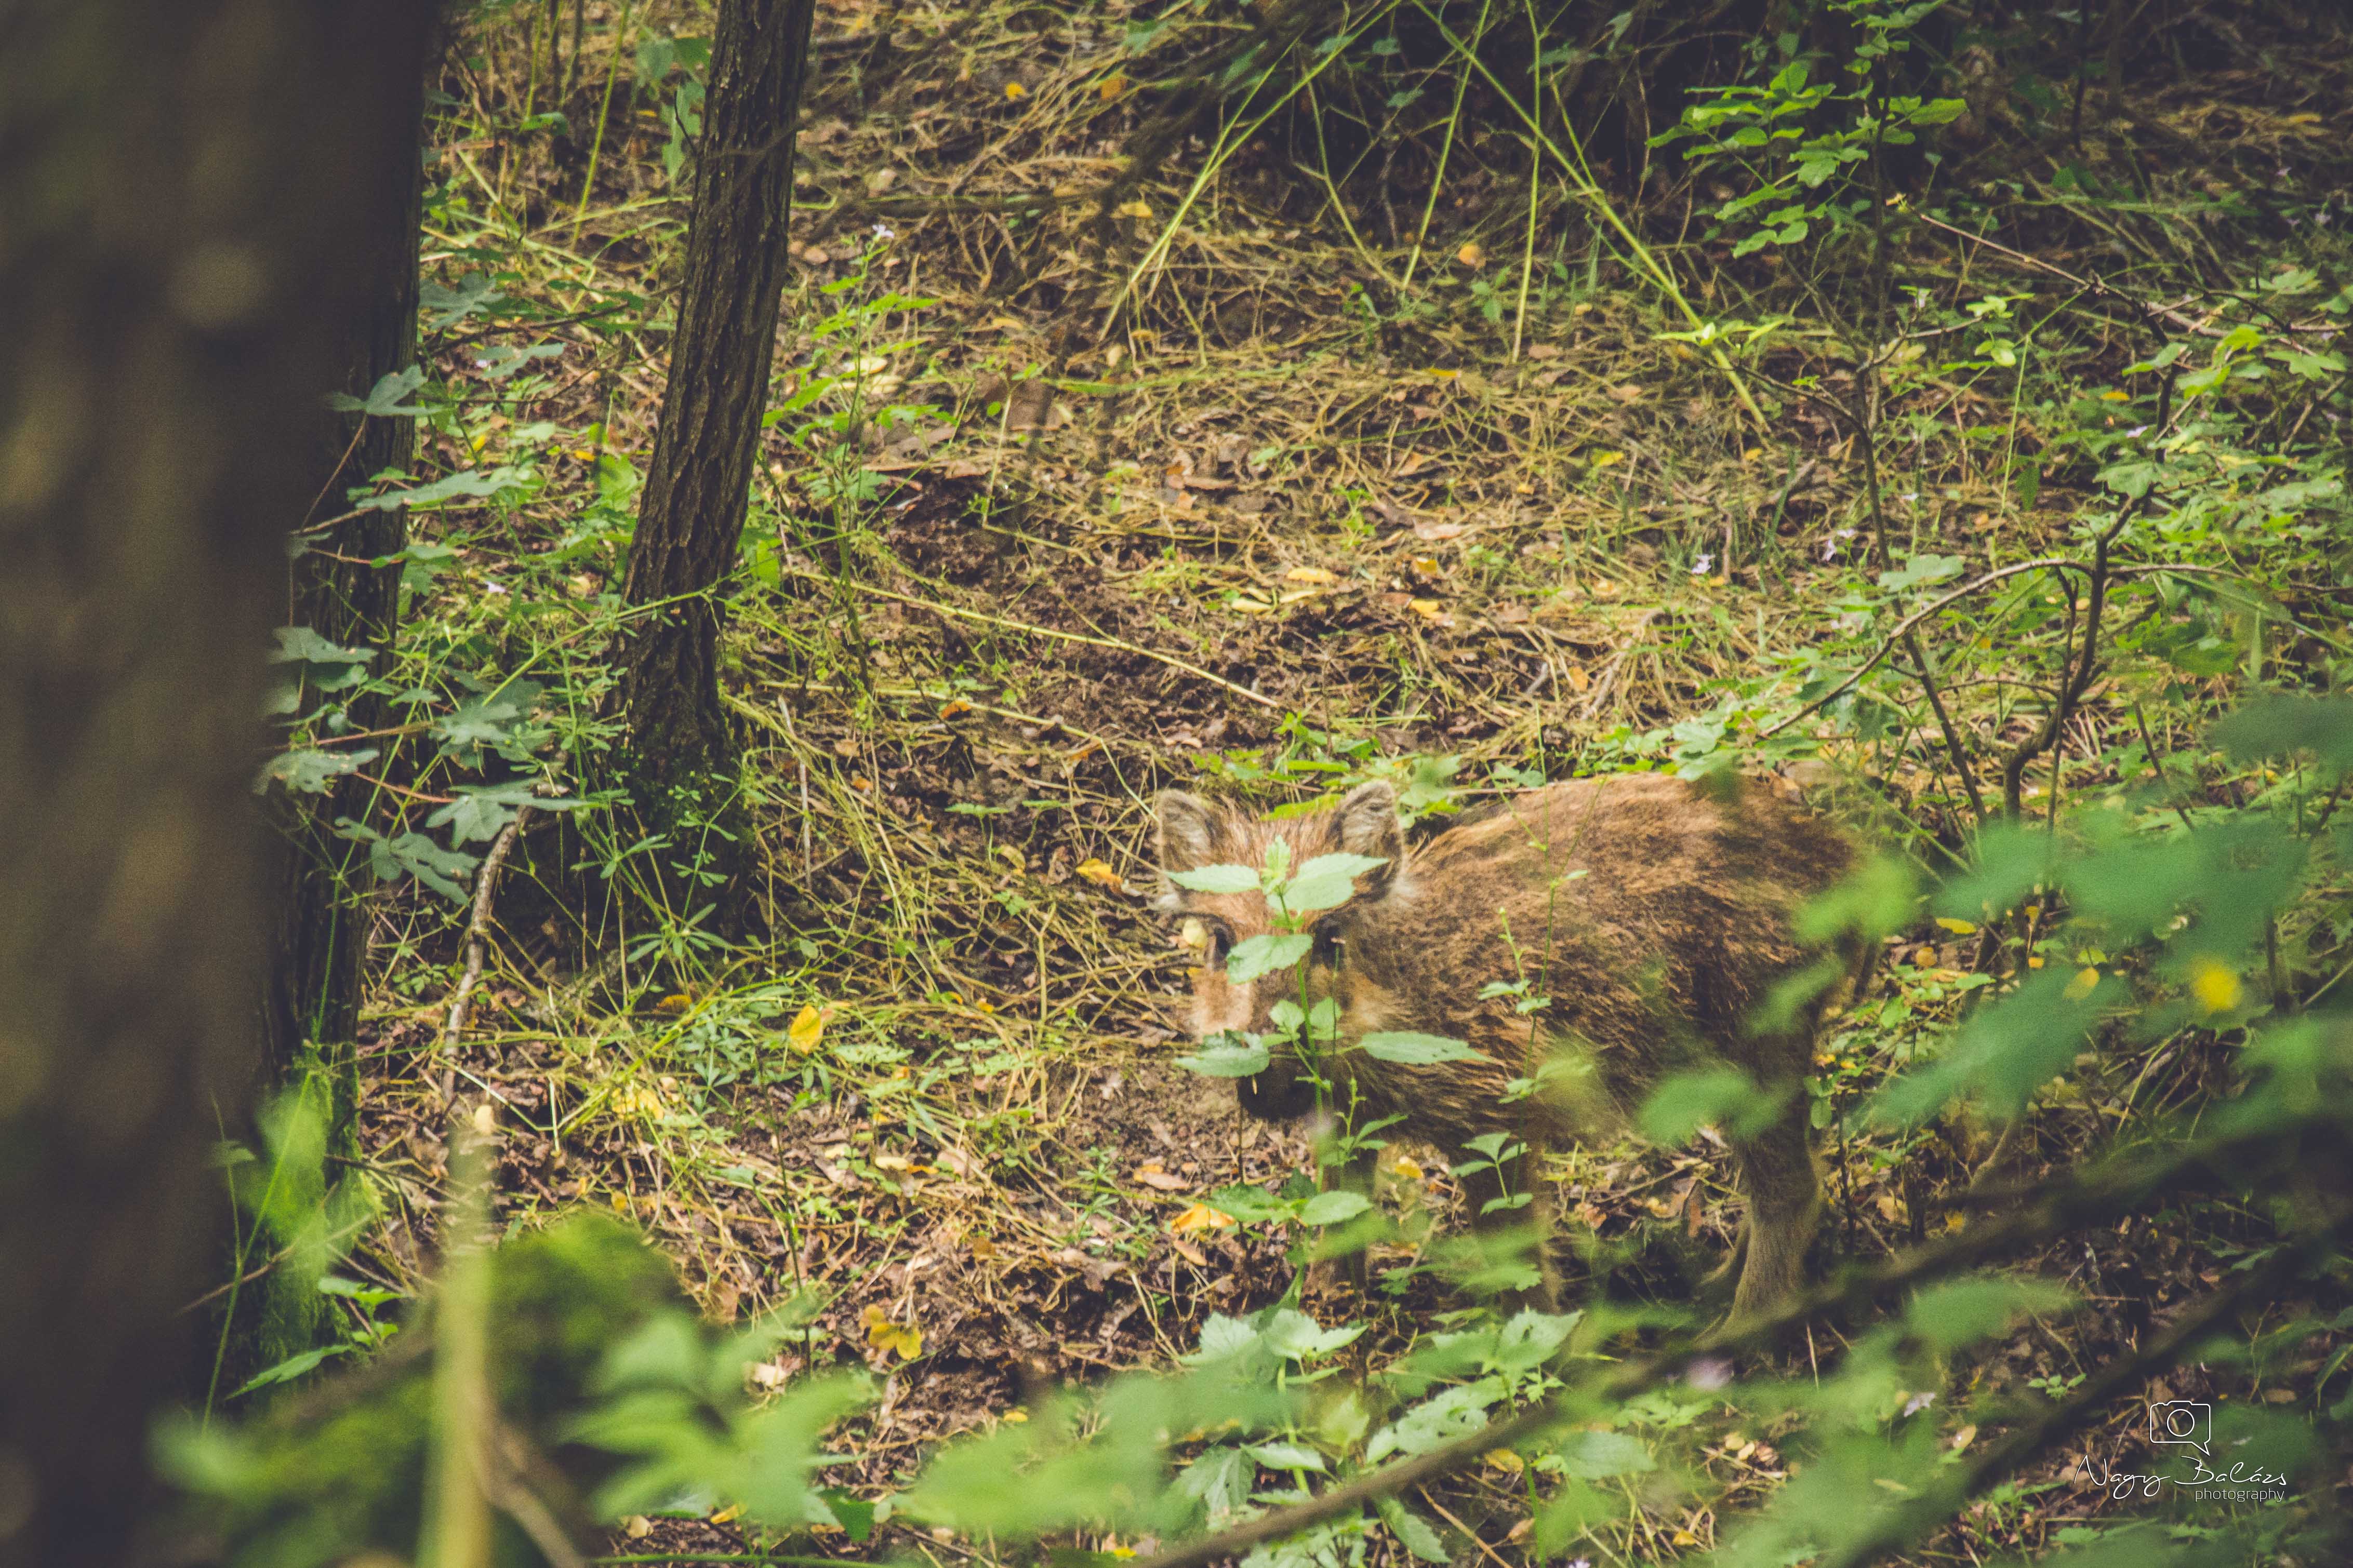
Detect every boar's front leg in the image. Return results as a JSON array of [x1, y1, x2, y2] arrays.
[[1726, 1097, 1820, 1321]]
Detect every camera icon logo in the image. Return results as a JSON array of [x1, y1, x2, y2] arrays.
[[2148, 1399, 2210, 1455]]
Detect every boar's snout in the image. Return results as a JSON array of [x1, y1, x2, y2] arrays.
[[1235, 1059, 1318, 1121]]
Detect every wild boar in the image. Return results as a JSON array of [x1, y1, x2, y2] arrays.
[[1154, 773, 1865, 1320]]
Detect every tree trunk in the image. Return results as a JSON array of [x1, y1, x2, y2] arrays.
[[616, 0, 819, 888], [242, 33, 430, 1398], [0, 3, 434, 1564]]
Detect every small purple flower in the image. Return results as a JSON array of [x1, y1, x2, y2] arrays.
[[1691, 552, 1716, 575]]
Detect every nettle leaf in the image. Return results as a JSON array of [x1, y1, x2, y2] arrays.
[[420, 272, 503, 331], [1260, 1309, 1363, 1361], [1551, 1429, 1654, 1479], [1361, 1031, 1483, 1065], [2097, 458, 2162, 498], [355, 466, 531, 513], [1870, 963, 2123, 1124], [1903, 1275, 2075, 1355], [271, 625, 375, 667], [1281, 852, 1388, 913], [1226, 932, 1312, 983], [433, 680, 547, 763], [426, 782, 578, 847], [1365, 1379, 1501, 1463], [1167, 863, 1259, 894], [325, 365, 426, 417], [1640, 1068, 1769, 1145], [1490, 1309, 1580, 1375], [472, 342, 564, 380], [368, 831, 480, 902], [1375, 1495, 1451, 1563], [258, 746, 377, 796], [1297, 1189, 1372, 1226], [1244, 1441, 1326, 1473], [1176, 1445, 1255, 1525], [1175, 1037, 1272, 1079], [2210, 694, 2353, 771]]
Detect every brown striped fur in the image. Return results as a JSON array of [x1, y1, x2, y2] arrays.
[[1154, 772, 1863, 1319]]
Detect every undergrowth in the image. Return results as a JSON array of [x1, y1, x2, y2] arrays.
[[210, 1, 2353, 1565]]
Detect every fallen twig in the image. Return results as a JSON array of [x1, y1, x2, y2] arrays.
[[441, 807, 533, 1102]]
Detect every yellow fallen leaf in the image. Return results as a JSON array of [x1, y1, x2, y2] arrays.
[[940, 698, 974, 719], [1589, 449, 1625, 469], [653, 992, 695, 1014], [2190, 956, 2243, 1014], [862, 1305, 922, 1360], [1116, 199, 1152, 219], [872, 1154, 912, 1172], [1076, 856, 1127, 892], [1001, 1407, 1029, 1424], [1483, 1448, 1525, 1474], [1134, 1163, 1192, 1192], [711, 1502, 745, 1524], [1671, 1530, 1700, 1546], [1387, 1155, 1424, 1181], [787, 1004, 826, 1056], [1004, 81, 1028, 100], [1935, 917, 1978, 935], [1408, 598, 1444, 621], [1097, 72, 1128, 101], [1285, 566, 1338, 585], [623, 1516, 654, 1539], [1171, 1202, 1237, 1235], [1950, 1424, 1977, 1452], [1455, 242, 1486, 267], [971, 1236, 998, 1259], [2065, 966, 2099, 1001]]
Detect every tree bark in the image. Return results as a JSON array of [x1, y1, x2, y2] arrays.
[[617, 0, 818, 870], [0, 3, 435, 1564], [242, 28, 431, 1399]]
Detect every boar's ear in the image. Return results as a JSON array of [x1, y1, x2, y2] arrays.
[[1154, 790, 1225, 873], [1332, 781, 1405, 893]]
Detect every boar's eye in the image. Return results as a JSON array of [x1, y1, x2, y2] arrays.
[[1310, 919, 1344, 968], [1206, 927, 1232, 967]]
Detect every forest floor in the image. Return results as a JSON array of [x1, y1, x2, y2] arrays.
[[325, 3, 2352, 1563]]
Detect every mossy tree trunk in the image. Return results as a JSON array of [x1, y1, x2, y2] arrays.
[[0, 3, 434, 1563], [616, 0, 819, 905]]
